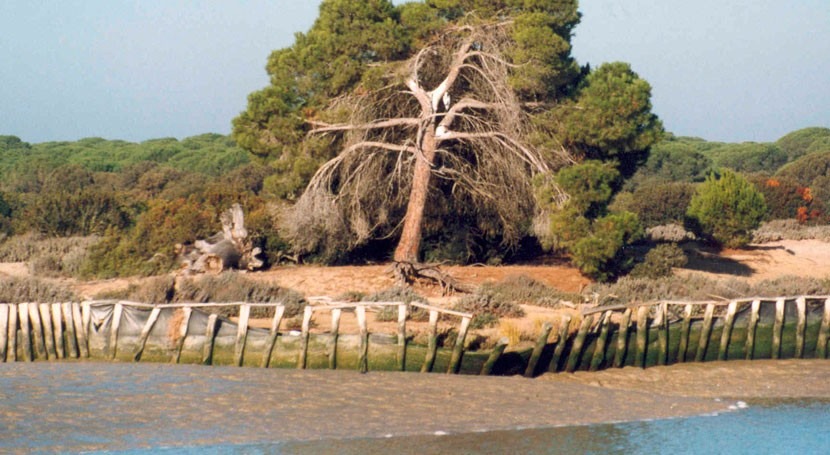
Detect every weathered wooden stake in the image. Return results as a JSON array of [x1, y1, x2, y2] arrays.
[[81, 302, 91, 342], [172, 307, 192, 364], [549, 314, 572, 372], [109, 302, 123, 361], [327, 308, 341, 370], [525, 322, 553, 377], [19, 303, 32, 361], [397, 303, 407, 371], [817, 298, 830, 359], [481, 337, 509, 375], [73, 302, 89, 358], [678, 304, 692, 363], [566, 315, 594, 373], [357, 305, 369, 374], [795, 297, 806, 359], [6, 304, 17, 362], [421, 310, 439, 373], [718, 301, 738, 361], [771, 298, 785, 360], [38, 303, 56, 360], [198, 313, 217, 365], [297, 305, 313, 369], [635, 306, 649, 368], [695, 303, 715, 362], [261, 305, 285, 368], [590, 311, 612, 371], [61, 303, 78, 359], [0, 304, 8, 362], [613, 309, 631, 368], [234, 304, 251, 367], [656, 304, 668, 366], [745, 300, 761, 360], [28, 303, 47, 360], [448, 316, 471, 374], [133, 307, 161, 362], [51, 303, 65, 359]]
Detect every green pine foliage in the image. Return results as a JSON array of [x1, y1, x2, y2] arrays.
[[686, 170, 768, 247]]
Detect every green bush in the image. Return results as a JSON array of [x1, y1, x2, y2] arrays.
[[571, 211, 643, 281], [686, 170, 767, 247], [630, 243, 687, 279], [613, 181, 696, 228], [776, 127, 830, 161]]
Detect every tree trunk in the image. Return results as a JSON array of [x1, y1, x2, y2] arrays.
[[393, 130, 436, 263]]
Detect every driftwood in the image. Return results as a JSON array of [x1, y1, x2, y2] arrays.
[[390, 261, 475, 295], [178, 203, 264, 275]]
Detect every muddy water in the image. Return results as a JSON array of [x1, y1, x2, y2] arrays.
[[1, 360, 828, 453]]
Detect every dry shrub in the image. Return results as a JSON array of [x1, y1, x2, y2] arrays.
[[97, 272, 305, 319], [630, 243, 688, 279], [174, 273, 306, 318], [753, 219, 830, 243], [453, 289, 526, 329], [477, 274, 581, 308], [646, 224, 696, 242], [0, 233, 99, 278], [368, 287, 430, 322], [0, 277, 77, 303], [588, 274, 830, 305]]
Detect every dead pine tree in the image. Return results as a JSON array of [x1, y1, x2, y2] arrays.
[[290, 21, 571, 290]]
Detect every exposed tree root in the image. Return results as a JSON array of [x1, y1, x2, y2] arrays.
[[389, 261, 477, 295]]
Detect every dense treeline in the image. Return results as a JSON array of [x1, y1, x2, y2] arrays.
[[0, 134, 286, 277]]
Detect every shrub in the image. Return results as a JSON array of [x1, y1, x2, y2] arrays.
[[554, 160, 620, 218], [615, 182, 696, 228], [366, 287, 430, 322], [686, 170, 767, 247], [453, 289, 526, 329], [478, 274, 581, 308], [753, 219, 830, 243], [571, 211, 643, 281], [630, 243, 687, 279], [0, 277, 77, 303], [776, 127, 830, 161]]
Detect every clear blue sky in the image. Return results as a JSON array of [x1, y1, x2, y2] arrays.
[[1, 1, 828, 144]]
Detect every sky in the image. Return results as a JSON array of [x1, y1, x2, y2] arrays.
[[1, 1, 828, 145]]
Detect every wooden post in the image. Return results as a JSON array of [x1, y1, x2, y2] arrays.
[[38, 304, 57, 360], [81, 302, 91, 341], [695, 303, 715, 362], [656, 304, 668, 366], [234, 304, 251, 367], [61, 303, 78, 359], [421, 310, 439, 373], [50, 303, 65, 359], [297, 305, 313, 370], [635, 306, 649, 368], [678, 304, 693, 363], [261, 305, 286, 368], [772, 298, 785, 360], [818, 298, 830, 359], [745, 300, 761, 360], [74, 302, 89, 358], [171, 307, 192, 364], [718, 301, 738, 361], [0, 304, 8, 362], [447, 316, 471, 374], [590, 311, 612, 371], [133, 307, 161, 362], [525, 322, 553, 377], [397, 303, 407, 371], [613, 309, 631, 368], [566, 315, 594, 373], [357, 305, 369, 374], [109, 302, 123, 361], [19, 303, 32, 361], [549, 314, 572, 372], [28, 303, 47, 360], [6, 304, 17, 362], [202, 313, 219, 365], [481, 337, 509, 376], [327, 308, 341, 370], [795, 297, 807, 359]]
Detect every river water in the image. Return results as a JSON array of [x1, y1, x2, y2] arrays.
[[1, 362, 828, 454]]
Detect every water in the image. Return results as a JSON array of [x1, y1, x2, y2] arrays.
[[1, 362, 828, 454]]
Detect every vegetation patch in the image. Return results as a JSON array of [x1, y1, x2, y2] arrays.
[[0, 277, 77, 303]]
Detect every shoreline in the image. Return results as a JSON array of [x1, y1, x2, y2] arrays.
[[10, 361, 830, 452]]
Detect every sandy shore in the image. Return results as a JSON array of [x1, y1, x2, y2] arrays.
[[4, 360, 830, 453]]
